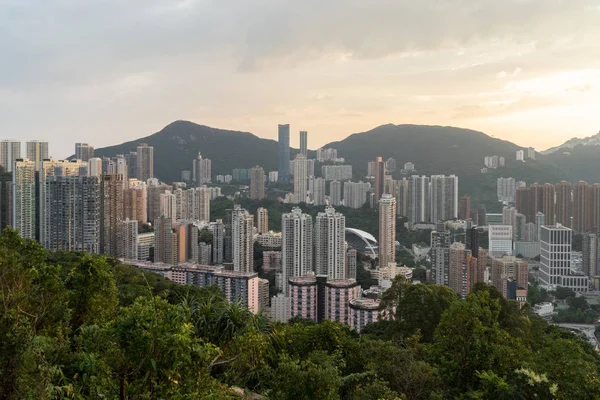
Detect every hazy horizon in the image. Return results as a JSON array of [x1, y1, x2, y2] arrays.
[[2, 0, 599, 159]]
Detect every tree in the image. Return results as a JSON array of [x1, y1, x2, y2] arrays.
[[554, 286, 576, 300]]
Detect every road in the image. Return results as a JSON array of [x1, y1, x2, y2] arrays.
[[554, 323, 599, 349]]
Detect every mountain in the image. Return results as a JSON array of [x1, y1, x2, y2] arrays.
[[542, 131, 600, 155], [94, 120, 301, 182], [95, 121, 599, 210]]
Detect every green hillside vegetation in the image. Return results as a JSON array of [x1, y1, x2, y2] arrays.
[[94, 121, 600, 210], [2, 228, 599, 399]]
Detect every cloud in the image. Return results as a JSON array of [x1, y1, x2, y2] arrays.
[[497, 71, 507, 79]]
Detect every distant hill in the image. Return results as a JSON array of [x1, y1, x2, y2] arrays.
[[542, 131, 600, 155], [95, 121, 600, 210], [94, 120, 301, 181]]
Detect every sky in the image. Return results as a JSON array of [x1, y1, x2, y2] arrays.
[[1, 0, 599, 158]]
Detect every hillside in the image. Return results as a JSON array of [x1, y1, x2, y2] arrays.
[[95, 121, 599, 209], [542, 131, 600, 154], [94, 120, 301, 181]]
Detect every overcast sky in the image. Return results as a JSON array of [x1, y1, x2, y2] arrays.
[[2, 0, 599, 158]]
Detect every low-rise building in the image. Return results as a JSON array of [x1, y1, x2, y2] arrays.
[[349, 298, 382, 333]]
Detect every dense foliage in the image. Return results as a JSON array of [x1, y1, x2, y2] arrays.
[[1, 229, 599, 399]]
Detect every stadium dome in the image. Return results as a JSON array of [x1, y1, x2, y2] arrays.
[[345, 228, 378, 257]]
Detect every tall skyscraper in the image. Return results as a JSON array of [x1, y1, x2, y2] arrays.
[[193, 153, 212, 184], [88, 157, 102, 178], [293, 154, 308, 203], [278, 124, 290, 182], [589, 184, 600, 233], [448, 242, 469, 297], [299, 131, 308, 156], [497, 177, 517, 204], [572, 181, 590, 233], [102, 174, 125, 257], [256, 207, 269, 234], [330, 180, 342, 206], [378, 194, 396, 268], [25, 141, 49, 171], [281, 208, 313, 295], [147, 180, 172, 223], [75, 143, 94, 162], [0, 140, 21, 173], [542, 183, 555, 225], [459, 194, 470, 220], [136, 143, 154, 182], [208, 219, 224, 265], [373, 157, 386, 204], [44, 175, 101, 253], [12, 159, 36, 239], [0, 171, 13, 232], [186, 186, 211, 222], [250, 166, 265, 200], [231, 207, 254, 273], [314, 207, 346, 279], [555, 181, 572, 228], [154, 216, 177, 265]]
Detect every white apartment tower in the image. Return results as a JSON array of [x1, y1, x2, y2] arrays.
[[231, 207, 254, 273], [281, 208, 313, 295], [0, 140, 21, 173], [378, 194, 397, 268], [120, 218, 139, 259], [193, 153, 212, 184], [293, 154, 308, 203], [12, 159, 36, 239], [315, 207, 346, 279]]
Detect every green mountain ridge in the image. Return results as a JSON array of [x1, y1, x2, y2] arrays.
[[95, 120, 600, 210]]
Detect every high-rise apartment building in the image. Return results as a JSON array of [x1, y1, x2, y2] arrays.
[[431, 230, 450, 285], [407, 175, 429, 228], [0, 140, 21, 173], [278, 124, 290, 182], [321, 165, 352, 181], [231, 207, 254, 273], [154, 216, 177, 265], [590, 184, 600, 233], [0, 172, 13, 232], [159, 191, 177, 221], [208, 219, 224, 265], [378, 194, 396, 268], [293, 154, 308, 203], [555, 181, 572, 228], [123, 180, 148, 225], [192, 153, 212, 184], [38, 159, 88, 243], [430, 175, 459, 223], [12, 159, 36, 239], [315, 207, 346, 279], [459, 194, 470, 220], [448, 242, 471, 297], [330, 181, 342, 206], [343, 181, 371, 209], [185, 186, 210, 221], [497, 177, 517, 204], [281, 208, 313, 295], [572, 181, 589, 233], [136, 143, 154, 182], [583, 233, 600, 287], [88, 157, 102, 178], [490, 256, 528, 298], [256, 207, 269, 234], [120, 218, 139, 259], [299, 131, 308, 156], [75, 143, 94, 162], [102, 174, 125, 257], [147, 179, 172, 223], [250, 166, 265, 200], [44, 175, 101, 253], [309, 177, 326, 206], [373, 157, 386, 204], [25, 141, 49, 171]]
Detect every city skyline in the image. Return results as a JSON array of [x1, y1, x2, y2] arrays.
[[1, 2, 599, 158]]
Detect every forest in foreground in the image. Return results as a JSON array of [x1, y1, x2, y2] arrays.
[[1, 228, 599, 399]]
